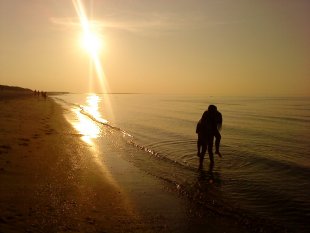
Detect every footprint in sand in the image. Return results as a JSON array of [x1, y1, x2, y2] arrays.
[[0, 145, 11, 150], [85, 217, 96, 225], [18, 138, 30, 146], [18, 142, 29, 146], [18, 138, 30, 142], [45, 128, 55, 135], [0, 145, 12, 154], [32, 133, 41, 139]]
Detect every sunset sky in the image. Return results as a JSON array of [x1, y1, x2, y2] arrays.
[[1, 0, 309, 96]]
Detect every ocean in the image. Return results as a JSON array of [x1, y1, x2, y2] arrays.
[[54, 93, 310, 233]]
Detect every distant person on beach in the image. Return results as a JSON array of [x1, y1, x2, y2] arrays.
[[196, 105, 222, 168]]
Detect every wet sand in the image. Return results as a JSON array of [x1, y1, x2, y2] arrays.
[[0, 91, 250, 232]]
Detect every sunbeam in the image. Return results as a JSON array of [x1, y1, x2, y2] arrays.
[[72, 0, 106, 91], [72, 0, 114, 122]]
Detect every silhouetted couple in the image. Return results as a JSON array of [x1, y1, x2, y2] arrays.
[[196, 105, 222, 169]]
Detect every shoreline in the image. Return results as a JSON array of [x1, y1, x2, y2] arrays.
[[0, 93, 254, 232]]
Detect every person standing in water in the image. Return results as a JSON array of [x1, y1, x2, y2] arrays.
[[196, 105, 222, 168]]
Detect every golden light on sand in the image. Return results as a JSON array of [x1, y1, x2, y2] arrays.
[[73, 107, 100, 145]]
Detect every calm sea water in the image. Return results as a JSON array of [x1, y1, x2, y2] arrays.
[[54, 94, 310, 232]]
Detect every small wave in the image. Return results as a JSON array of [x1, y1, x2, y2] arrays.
[[247, 154, 310, 178], [79, 105, 133, 138], [146, 139, 196, 148], [262, 115, 310, 124], [127, 139, 195, 170], [53, 96, 130, 137], [53, 97, 80, 109]]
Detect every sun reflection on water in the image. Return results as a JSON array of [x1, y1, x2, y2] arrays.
[[72, 94, 107, 145], [82, 94, 108, 124]]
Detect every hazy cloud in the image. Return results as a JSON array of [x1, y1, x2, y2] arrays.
[[50, 11, 238, 36]]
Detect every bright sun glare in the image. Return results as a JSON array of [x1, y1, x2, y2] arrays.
[[73, 0, 106, 85], [81, 32, 102, 55], [72, 0, 104, 57]]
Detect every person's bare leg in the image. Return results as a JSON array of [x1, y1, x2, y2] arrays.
[[197, 141, 201, 157], [199, 144, 207, 169], [214, 130, 222, 157], [208, 136, 215, 164]]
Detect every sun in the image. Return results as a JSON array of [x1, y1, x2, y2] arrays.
[[81, 31, 103, 56], [72, 0, 104, 57]]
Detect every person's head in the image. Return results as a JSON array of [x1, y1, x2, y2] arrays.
[[208, 105, 217, 113]]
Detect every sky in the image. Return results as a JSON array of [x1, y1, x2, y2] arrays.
[[0, 0, 309, 96]]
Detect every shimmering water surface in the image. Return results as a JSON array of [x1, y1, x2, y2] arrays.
[[55, 94, 310, 232]]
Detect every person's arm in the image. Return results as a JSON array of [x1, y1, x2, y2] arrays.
[[196, 119, 202, 133], [201, 111, 208, 120], [217, 112, 222, 131]]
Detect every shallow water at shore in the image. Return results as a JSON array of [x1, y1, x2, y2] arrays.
[[54, 94, 310, 233]]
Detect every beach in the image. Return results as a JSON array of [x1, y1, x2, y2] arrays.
[[0, 91, 254, 233]]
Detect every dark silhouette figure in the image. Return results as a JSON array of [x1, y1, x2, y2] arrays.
[[196, 105, 222, 168], [196, 119, 204, 156], [33, 90, 47, 99]]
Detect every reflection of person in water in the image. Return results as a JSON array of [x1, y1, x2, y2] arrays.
[[196, 105, 222, 168]]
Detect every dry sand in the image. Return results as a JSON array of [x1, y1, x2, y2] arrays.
[[0, 92, 250, 233]]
